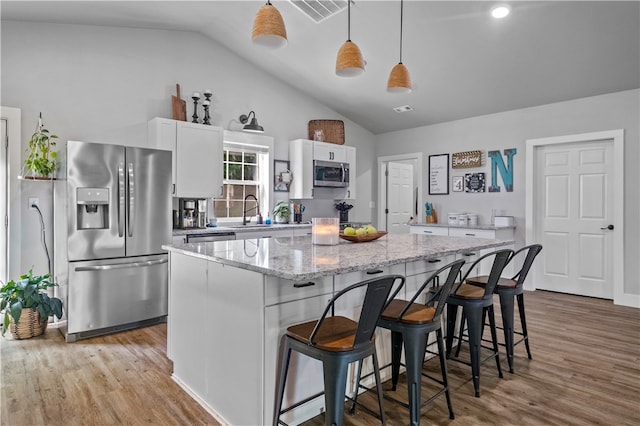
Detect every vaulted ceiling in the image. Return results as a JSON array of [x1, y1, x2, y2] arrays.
[[3, 1, 639, 134]]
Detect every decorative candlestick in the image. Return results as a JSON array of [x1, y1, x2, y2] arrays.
[[191, 92, 200, 123], [203, 90, 212, 125]]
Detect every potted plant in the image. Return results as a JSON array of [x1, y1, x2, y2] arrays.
[[272, 201, 291, 224], [22, 113, 58, 179], [0, 269, 63, 339]]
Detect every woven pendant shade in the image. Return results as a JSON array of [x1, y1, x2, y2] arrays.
[[336, 40, 365, 77], [387, 62, 412, 93], [252, 3, 287, 49]]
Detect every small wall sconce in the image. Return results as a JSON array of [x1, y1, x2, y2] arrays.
[[239, 111, 264, 133]]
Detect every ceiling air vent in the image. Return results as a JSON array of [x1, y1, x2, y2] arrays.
[[289, 0, 348, 23], [393, 105, 413, 113]]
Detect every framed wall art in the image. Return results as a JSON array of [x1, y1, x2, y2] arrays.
[[428, 154, 449, 195], [274, 159, 291, 192], [465, 172, 486, 193], [452, 176, 464, 192]]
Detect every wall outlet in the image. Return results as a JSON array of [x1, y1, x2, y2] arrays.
[[29, 197, 39, 210]]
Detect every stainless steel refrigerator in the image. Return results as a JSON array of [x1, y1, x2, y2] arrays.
[[54, 140, 171, 342]]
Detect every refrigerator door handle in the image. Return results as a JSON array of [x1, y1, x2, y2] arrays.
[[127, 163, 134, 237], [74, 258, 168, 272], [118, 163, 125, 237]]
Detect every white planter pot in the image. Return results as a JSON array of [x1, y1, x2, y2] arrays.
[[275, 215, 289, 224]]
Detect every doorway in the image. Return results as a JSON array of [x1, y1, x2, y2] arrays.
[[377, 153, 422, 233], [1, 118, 7, 283], [525, 130, 624, 304], [1, 106, 21, 283]]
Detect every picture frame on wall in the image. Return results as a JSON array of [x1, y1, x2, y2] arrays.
[[465, 172, 486, 193], [452, 176, 464, 192], [428, 154, 449, 195], [274, 159, 291, 192]]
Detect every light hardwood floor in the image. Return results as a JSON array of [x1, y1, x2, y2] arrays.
[[1, 290, 639, 425]]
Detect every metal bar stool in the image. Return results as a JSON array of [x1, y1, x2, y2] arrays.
[[444, 248, 513, 397], [352, 259, 465, 426], [464, 244, 543, 373], [273, 275, 404, 426]]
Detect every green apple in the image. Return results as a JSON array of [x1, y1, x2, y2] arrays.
[[343, 227, 356, 236]]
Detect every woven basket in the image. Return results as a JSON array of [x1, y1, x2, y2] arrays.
[[10, 308, 48, 339], [308, 120, 345, 145]]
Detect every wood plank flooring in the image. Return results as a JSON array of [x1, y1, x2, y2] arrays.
[[1, 290, 639, 425]]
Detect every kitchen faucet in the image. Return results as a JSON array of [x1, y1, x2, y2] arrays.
[[243, 194, 259, 225]]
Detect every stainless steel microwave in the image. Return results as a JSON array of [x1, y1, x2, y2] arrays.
[[313, 160, 350, 188]]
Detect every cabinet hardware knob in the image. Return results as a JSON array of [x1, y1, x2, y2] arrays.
[[428, 259, 442, 263], [293, 282, 315, 288], [366, 269, 384, 275], [600, 224, 614, 230]]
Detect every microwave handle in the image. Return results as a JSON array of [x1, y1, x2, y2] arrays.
[[341, 163, 346, 185]]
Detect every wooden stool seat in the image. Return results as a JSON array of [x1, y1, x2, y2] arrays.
[[286, 317, 359, 352], [466, 275, 518, 289], [453, 283, 486, 299], [381, 299, 436, 325]]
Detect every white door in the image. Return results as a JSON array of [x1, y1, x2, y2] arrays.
[[0, 119, 6, 283], [534, 140, 615, 299], [386, 161, 414, 234]]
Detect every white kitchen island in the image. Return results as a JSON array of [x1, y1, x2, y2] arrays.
[[162, 233, 512, 426]]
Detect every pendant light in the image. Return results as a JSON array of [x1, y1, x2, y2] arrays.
[[252, 1, 287, 49], [335, 0, 365, 77], [387, 0, 412, 93]]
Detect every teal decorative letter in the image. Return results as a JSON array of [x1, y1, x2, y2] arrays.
[[488, 148, 516, 192]]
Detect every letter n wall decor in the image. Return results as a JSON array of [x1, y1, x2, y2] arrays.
[[488, 148, 516, 192]]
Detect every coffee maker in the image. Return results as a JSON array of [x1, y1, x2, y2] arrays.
[[178, 198, 207, 229]]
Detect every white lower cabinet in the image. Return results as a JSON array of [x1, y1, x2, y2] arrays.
[[235, 229, 292, 240], [168, 253, 208, 395], [447, 228, 515, 276], [411, 225, 515, 277], [264, 276, 333, 424], [410, 225, 449, 236]]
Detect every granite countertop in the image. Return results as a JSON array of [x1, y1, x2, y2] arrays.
[[410, 223, 515, 231], [172, 223, 312, 236], [163, 233, 512, 281]]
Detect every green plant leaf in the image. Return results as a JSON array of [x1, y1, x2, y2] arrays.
[[2, 313, 9, 337], [9, 300, 23, 323]]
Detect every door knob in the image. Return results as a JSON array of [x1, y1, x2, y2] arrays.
[[600, 224, 614, 230]]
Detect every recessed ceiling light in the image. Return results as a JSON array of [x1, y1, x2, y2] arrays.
[[491, 4, 511, 19], [393, 105, 413, 113]]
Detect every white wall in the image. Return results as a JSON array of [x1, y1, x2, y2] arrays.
[[376, 89, 640, 297], [1, 21, 377, 278]]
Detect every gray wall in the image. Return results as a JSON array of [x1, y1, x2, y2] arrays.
[[376, 89, 640, 299], [1, 21, 377, 277]]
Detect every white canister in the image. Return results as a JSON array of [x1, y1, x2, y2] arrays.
[[458, 214, 468, 226], [448, 213, 460, 225], [468, 214, 478, 226]]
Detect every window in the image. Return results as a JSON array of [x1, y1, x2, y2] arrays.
[[213, 141, 269, 221]]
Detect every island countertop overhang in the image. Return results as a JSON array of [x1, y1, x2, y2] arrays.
[[162, 234, 513, 281]]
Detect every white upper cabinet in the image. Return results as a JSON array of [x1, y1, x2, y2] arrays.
[[344, 145, 356, 200], [289, 139, 314, 199], [289, 139, 357, 200], [148, 118, 223, 198], [313, 141, 346, 162]]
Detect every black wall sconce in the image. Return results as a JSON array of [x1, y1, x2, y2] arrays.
[[239, 111, 264, 133]]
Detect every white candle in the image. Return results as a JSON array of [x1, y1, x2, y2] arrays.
[[312, 217, 339, 245], [204, 89, 212, 95], [203, 100, 210, 106], [192, 92, 200, 98]]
